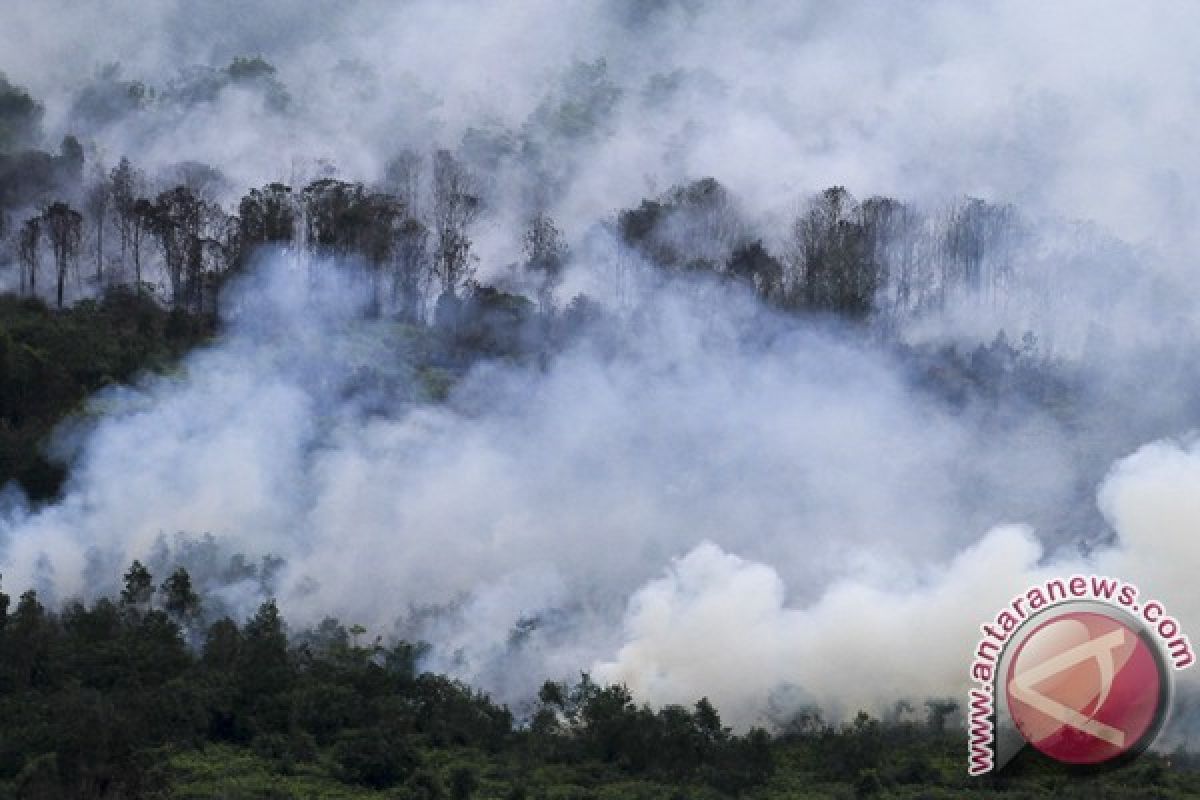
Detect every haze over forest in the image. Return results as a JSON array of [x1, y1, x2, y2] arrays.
[[2, 0, 1200, 766]]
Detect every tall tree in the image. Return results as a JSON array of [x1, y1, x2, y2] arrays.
[[151, 185, 211, 310], [109, 157, 150, 285], [240, 599, 292, 701], [383, 149, 422, 213], [17, 216, 39, 296], [354, 192, 406, 316], [301, 178, 365, 253], [859, 195, 924, 321], [161, 567, 201, 622], [522, 211, 567, 310], [431, 149, 481, 297], [83, 166, 111, 282], [238, 182, 296, 259], [0, 74, 43, 153], [120, 560, 154, 610], [0, 574, 9, 631], [393, 215, 429, 324], [942, 197, 1019, 304], [726, 240, 782, 299], [790, 187, 875, 316], [42, 201, 83, 308]]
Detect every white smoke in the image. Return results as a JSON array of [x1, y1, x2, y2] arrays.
[[1, 249, 1196, 729], [1, 0, 1200, 731], [595, 437, 1200, 728], [4, 1, 1200, 249]]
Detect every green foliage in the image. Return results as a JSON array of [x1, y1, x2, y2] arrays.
[[0, 288, 213, 502], [162, 567, 202, 622], [0, 562, 787, 799], [121, 560, 155, 607], [332, 728, 420, 788], [451, 283, 535, 358], [0, 74, 42, 154], [2, 570, 1199, 800], [0, 143, 1193, 800]]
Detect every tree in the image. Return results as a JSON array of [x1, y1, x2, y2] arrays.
[[383, 150, 429, 322], [942, 197, 1019, 303], [42, 201, 83, 308], [332, 728, 419, 789], [109, 157, 150, 284], [151, 185, 214, 310], [924, 699, 958, 734], [300, 179, 365, 254], [859, 195, 924, 322], [17, 216, 40, 296], [120, 560, 154, 609], [161, 567, 201, 622], [789, 187, 876, 316], [129, 197, 154, 287], [617, 178, 746, 277], [693, 697, 726, 743], [58, 136, 84, 186], [239, 599, 292, 698], [201, 207, 239, 315], [238, 182, 296, 257], [383, 149, 422, 213], [393, 215, 429, 323], [355, 192, 406, 316], [726, 240, 783, 298], [0, 74, 43, 153], [431, 149, 481, 297], [5, 589, 54, 689], [83, 166, 111, 282], [0, 574, 9, 631], [449, 765, 478, 800], [298, 179, 407, 314], [202, 616, 242, 671], [225, 56, 290, 112], [522, 212, 567, 310]]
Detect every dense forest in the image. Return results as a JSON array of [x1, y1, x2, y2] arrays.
[[1, 559, 1197, 799], [3, 4, 1200, 795]]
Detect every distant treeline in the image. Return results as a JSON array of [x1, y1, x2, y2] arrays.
[[1, 64, 1026, 329]]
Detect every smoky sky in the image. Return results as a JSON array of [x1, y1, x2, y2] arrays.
[[4, 1, 1200, 249]]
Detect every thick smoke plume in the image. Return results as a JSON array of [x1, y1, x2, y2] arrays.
[[1, 0, 1200, 731], [2, 251, 1199, 730]]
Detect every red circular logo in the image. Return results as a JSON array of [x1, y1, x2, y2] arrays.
[[1005, 610, 1166, 765]]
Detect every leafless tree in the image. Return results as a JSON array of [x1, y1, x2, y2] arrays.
[[788, 187, 875, 316], [384, 149, 422, 215], [42, 201, 83, 308], [431, 149, 481, 297], [392, 215, 429, 323], [109, 157, 150, 285], [522, 211, 567, 311], [152, 186, 223, 310], [83, 166, 111, 283], [17, 217, 40, 297]]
